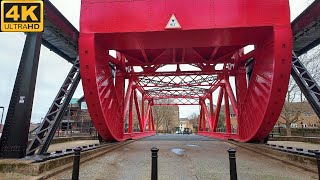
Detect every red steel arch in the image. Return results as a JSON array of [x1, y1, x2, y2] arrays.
[[79, 0, 292, 142]]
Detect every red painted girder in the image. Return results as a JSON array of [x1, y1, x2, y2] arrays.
[[213, 88, 224, 132], [80, 0, 292, 143], [198, 132, 239, 140], [224, 77, 239, 117], [144, 103, 152, 130], [224, 89, 232, 134], [81, 0, 289, 33], [133, 89, 143, 132], [128, 91, 133, 133], [123, 131, 156, 140], [209, 94, 215, 130], [201, 101, 213, 131], [123, 78, 134, 120]]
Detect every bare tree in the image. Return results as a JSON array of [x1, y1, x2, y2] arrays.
[[188, 111, 226, 132], [188, 113, 199, 132], [280, 79, 303, 136], [152, 99, 177, 133], [280, 43, 320, 135]]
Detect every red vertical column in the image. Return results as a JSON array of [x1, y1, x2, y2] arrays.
[[148, 106, 152, 131], [150, 108, 155, 131], [133, 90, 143, 132], [213, 87, 224, 132], [235, 68, 247, 133], [202, 105, 207, 131], [209, 94, 215, 132], [198, 106, 203, 132], [141, 97, 145, 131], [128, 89, 133, 133], [224, 88, 231, 134]]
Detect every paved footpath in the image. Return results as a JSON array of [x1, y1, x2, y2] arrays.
[[53, 134, 318, 180]]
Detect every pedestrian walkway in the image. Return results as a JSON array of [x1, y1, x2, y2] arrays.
[[53, 135, 317, 180]]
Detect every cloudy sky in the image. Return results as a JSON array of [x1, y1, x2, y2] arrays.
[[0, 0, 314, 123]]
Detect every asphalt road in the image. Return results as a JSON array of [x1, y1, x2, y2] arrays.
[[53, 134, 318, 180]]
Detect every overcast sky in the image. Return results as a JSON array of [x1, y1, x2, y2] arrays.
[[0, 0, 314, 123]]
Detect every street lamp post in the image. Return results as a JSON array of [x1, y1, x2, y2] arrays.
[[301, 122, 304, 137]]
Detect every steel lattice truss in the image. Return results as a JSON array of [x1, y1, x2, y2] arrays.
[[138, 74, 218, 87], [153, 98, 200, 105], [135, 74, 219, 105]]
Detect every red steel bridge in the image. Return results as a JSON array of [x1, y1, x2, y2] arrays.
[[0, 0, 319, 158]]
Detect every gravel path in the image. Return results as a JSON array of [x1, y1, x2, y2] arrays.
[[52, 135, 317, 180]]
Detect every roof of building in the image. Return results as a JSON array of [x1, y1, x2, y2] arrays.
[[70, 98, 79, 105], [179, 118, 189, 122], [219, 102, 316, 115], [282, 102, 315, 114]]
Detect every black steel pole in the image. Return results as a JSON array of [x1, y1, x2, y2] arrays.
[[315, 151, 320, 180], [72, 147, 82, 180], [0, 107, 4, 125], [0, 33, 42, 158], [151, 147, 159, 180], [227, 148, 238, 180]]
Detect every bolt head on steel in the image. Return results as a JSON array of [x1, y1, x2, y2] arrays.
[[151, 147, 159, 152], [74, 147, 82, 152], [227, 148, 236, 154]]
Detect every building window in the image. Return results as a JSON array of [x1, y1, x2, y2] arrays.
[[291, 123, 297, 128], [304, 112, 311, 117]]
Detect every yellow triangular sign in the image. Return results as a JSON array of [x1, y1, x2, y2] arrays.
[[165, 15, 181, 29]]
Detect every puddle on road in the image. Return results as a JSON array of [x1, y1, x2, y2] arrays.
[[123, 148, 131, 151], [186, 144, 200, 148], [171, 148, 185, 155]]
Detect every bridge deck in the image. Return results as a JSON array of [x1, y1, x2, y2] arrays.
[[53, 135, 316, 180]]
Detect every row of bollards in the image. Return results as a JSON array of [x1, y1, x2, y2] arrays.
[[149, 147, 238, 180], [150, 147, 238, 180], [71, 145, 319, 180], [225, 148, 320, 180]]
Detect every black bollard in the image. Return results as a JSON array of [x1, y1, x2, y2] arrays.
[[315, 151, 320, 180], [151, 147, 159, 180], [72, 147, 82, 180], [227, 148, 238, 180]]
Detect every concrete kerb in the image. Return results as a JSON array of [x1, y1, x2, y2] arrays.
[[0, 140, 134, 179], [28, 136, 98, 145], [269, 136, 320, 144], [227, 141, 318, 174]]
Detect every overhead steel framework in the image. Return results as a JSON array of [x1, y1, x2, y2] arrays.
[[0, 0, 319, 158], [79, 0, 292, 142]]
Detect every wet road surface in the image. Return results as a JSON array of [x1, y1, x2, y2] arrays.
[[53, 134, 318, 180]]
